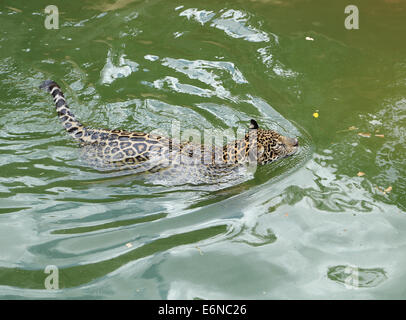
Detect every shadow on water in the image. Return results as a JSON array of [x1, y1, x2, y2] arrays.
[[0, 224, 227, 289], [51, 212, 168, 234]]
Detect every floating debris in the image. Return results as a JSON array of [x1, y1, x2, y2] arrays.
[[336, 126, 358, 133], [357, 172, 365, 177], [384, 186, 392, 193], [358, 132, 371, 138], [195, 246, 204, 255], [6, 6, 22, 13], [376, 185, 393, 195], [313, 112, 319, 118], [125, 242, 133, 248], [337, 128, 383, 138], [306, 36, 314, 41]]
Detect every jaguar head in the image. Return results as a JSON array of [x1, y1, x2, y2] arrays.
[[248, 119, 299, 165]]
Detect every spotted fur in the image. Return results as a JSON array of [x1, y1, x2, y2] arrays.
[[40, 80, 298, 179]]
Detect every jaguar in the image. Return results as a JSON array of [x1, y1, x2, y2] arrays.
[[40, 80, 299, 183]]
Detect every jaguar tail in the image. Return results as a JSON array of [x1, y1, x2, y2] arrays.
[[40, 80, 88, 141]]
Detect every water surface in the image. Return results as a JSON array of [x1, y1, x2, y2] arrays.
[[0, 0, 405, 299]]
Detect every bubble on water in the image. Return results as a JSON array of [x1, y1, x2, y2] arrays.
[[211, 9, 270, 43], [179, 8, 215, 25], [327, 265, 388, 288], [173, 31, 184, 38], [100, 49, 139, 85], [159, 57, 247, 101], [153, 76, 213, 98], [257, 46, 298, 79], [144, 54, 159, 62]]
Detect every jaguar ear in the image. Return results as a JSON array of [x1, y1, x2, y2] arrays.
[[249, 119, 259, 130]]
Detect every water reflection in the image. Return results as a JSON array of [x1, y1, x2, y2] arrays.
[[328, 265, 388, 288], [0, 225, 227, 289]]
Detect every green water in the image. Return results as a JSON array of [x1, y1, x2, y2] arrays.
[[0, 0, 405, 299]]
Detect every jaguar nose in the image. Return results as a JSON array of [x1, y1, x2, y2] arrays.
[[281, 136, 299, 148]]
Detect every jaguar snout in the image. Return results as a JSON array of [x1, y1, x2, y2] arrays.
[[282, 136, 299, 147], [281, 136, 299, 156]]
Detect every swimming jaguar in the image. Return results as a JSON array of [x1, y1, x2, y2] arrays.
[[40, 80, 299, 183]]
